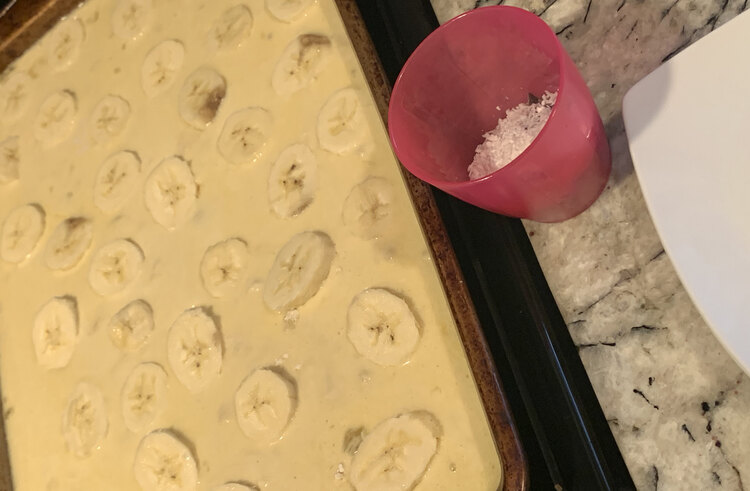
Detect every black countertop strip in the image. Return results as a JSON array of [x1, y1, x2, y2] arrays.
[[354, 1, 635, 489]]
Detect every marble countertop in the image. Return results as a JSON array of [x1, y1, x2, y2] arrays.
[[429, 0, 750, 489]]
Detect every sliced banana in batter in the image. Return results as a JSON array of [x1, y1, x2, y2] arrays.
[[0, 71, 32, 123], [144, 156, 197, 230], [263, 231, 335, 311], [32, 296, 78, 369], [217, 107, 273, 165], [46, 17, 85, 71], [112, 0, 153, 41], [266, 0, 314, 22], [347, 288, 420, 366], [88, 238, 144, 296], [234, 368, 297, 442], [121, 362, 168, 433], [349, 412, 440, 491], [317, 87, 369, 155], [33, 90, 77, 146], [134, 430, 198, 491], [208, 5, 253, 50], [62, 382, 108, 458], [268, 143, 317, 218], [88, 94, 131, 143], [44, 217, 93, 270], [0, 135, 20, 184], [272, 34, 331, 96], [200, 238, 250, 298], [167, 307, 223, 392], [141, 39, 185, 98], [108, 299, 155, 352], [0, 203, 45, 263], [178, 67, 227, 129], [94, 150, 141, 214], [342, 177, 394, 239]]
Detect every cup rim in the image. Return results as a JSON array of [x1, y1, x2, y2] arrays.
[[388, 5, 567, 189]]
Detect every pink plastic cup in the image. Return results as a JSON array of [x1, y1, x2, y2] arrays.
[[388, 6, 611, 223]]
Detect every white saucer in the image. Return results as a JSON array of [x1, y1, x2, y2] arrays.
[[623, 10, 750, 373]]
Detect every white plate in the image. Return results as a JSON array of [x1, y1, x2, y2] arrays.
[[623, 10, 750, 373]]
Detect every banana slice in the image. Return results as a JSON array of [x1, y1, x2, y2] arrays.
[[62, 382, 108, 458], [317, 88, 370, 155], [178, 67, 227, 129], [266, 0, 313, 22], [143, 156, 197, 230], [347, 289, 420, 366], [214, 484, 257, 491], [167, 307, 223, 392], [33, 90, 77, 146], [88, 239, 145, 296], [134, 430, 198, 491], [0, 203, 45, 263], [32, 296, 78, 369], [93, 150, 141, 214], [268, 143, 317, 218], [122, 362, 168, 433], [0, 71, 32, 123], [46, 17, 85, 71], [271, 34, 331, 95], [108, 299, 155, 351], [112, 0, 153, 41], [234, 368, 297, 442], [44, 217, 93, 270], [342, 177, 394, 239], [217, 107, 273, 165], [349, 412, 440, 491], [200, 238, 250, 298], [141, 40, 185, 98], [209, 5, 253, 50], [88, 94, 131, 143], [263, 231, 335, 311], [0, 135, 20, 184]]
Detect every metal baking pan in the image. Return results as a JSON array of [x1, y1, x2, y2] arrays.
[[0, 0, 527, 489]]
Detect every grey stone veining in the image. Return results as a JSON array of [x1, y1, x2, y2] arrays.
[[428, 0, 750, 489]]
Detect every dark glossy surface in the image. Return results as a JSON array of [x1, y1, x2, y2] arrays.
[[354, 1, 635, 489]]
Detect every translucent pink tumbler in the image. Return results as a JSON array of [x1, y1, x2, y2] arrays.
[[388, 6, 611, 223]]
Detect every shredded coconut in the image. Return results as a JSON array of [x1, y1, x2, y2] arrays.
[[468, 90, 558, 180]]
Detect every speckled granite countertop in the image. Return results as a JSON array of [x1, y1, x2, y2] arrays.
[[429, 1, 750, 489]]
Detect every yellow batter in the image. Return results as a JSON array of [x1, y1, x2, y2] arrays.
[[0, 0, 503, 489]]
